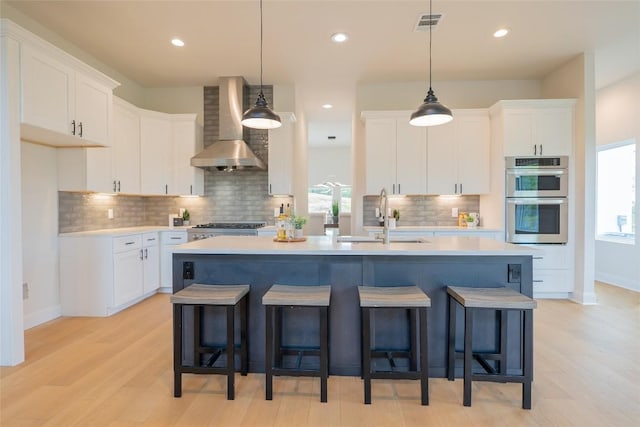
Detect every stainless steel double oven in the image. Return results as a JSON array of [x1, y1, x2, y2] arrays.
[[506, 156, 569, 244]]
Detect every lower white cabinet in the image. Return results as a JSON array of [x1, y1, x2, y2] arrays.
[[60, 232, 160, 317], [160, 230, 188, 291], [525, 244, 574, 297]]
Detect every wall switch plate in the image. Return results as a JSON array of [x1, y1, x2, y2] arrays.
[[108, 208, 114, 219], [452, 207, 458, 218]]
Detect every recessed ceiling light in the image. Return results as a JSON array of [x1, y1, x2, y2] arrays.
[[331, 33, 348, 43], [322, 104, 333, 109], [171, 38, 185, 47], [493, 28, 509, 38]]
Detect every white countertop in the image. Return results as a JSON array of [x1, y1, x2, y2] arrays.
[[172, 235, 537, 256], [363, 225, 503, 233], [59, 226, 189, 237]]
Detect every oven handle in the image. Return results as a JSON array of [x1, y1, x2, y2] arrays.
[[506, 169, 566, 176], [507, 198, 566, 205]]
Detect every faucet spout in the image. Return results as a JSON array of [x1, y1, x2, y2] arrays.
[[379, 188, 390, 244]]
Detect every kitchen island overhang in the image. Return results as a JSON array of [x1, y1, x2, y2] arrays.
[[172, 236, 535, 377]]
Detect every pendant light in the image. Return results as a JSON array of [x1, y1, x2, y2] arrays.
[[242, 0, 282, 129], [409, 0, 452, 127]]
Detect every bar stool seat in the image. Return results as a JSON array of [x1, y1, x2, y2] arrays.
[[447, 286, 537, 409], [358, 285, 430, 405], [263, 284, 331, 402], [171, 284, 250, 400]]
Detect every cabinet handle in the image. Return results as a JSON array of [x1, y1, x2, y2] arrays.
[[190, 184, 193, 195], [113, 180, 117, 192], [533, 256, 544, 260], [165, 184, 168, 195], [398, 184, 401, 194], [144, 248, 148, 259], [147, 238, 156, 242], [539, 144, 543, 156], [269, 184, 272, 194], [117, 181, 121, 192], [139, 249, 144, 260], [125, 241, 135, 245], [534, 144, 537, 155], [454, 183, 458, 194], [170, 237, 181, 240], [392, 184, 396, 194], [459, 183, 462, 194], [78, 122, 83, 137], [71, 120, 76, 135], [533, 280, 544, 283]]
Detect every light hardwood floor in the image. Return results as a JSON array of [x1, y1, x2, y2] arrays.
[[1, 282, 638, 426]]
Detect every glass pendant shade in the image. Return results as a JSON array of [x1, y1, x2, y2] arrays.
[[242, 92, 282, 129], [409, 88, 453, 127]]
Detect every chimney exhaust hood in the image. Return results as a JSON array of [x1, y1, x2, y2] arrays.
[[191, 76, 266, 170]]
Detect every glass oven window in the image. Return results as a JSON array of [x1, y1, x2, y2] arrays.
[[515, 204, 561, 235], [515, 175, 561, 192]]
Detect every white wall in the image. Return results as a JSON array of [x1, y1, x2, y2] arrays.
[[595, 72, 640, 291], [21, 143, 60, 328], [139, 87, 204, 126], [308, 146, 351, 186]]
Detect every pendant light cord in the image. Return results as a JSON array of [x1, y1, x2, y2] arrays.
[[260, 0, 264, 92], [429, 0, 432, 90]]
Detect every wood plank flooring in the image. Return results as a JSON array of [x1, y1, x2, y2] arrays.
[[1, 282, 638, 426]]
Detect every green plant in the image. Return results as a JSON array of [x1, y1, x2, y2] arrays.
[[332, 201, 339, 217], [393, 209, 400, 221], [182, 209, 190, 221], [292, 215, 308, 230], [465, 214, 474, 222]]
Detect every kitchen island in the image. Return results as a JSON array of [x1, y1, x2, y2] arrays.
[[172, 235, 535, 377]]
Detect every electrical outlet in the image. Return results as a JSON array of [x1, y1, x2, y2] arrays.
[[452, 207, 458, 218], [108, 208, 114, 219], [22, 282, 28, 300]]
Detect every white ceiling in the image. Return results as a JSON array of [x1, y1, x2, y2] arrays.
[[6, 1, 639, 147]]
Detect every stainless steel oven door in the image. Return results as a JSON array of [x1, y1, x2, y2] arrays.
[[506, 198, 568, 244], [506, 169, 568, 198]]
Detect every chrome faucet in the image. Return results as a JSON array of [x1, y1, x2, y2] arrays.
[[378, 187, 390, 244]]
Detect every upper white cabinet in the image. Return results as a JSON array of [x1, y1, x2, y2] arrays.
[[112, 97, 141, 194], [362, 111, 427, 195], [268, 112, 296, 196], [426, 109, 490, 195], [172, 114, 204, 196], [20, 43, 118, 147], [490, 99, 575, 157]]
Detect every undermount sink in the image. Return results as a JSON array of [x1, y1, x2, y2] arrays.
[[337, 236, 429, 244]]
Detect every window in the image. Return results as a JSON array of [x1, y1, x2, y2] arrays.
[[596, 140, 636, 242], [308, 185, 351, 215]]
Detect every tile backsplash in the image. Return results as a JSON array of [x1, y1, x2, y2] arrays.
[[362, 195, 481, 226]]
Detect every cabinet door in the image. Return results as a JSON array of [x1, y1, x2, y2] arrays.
[[365, 118, 397, 195], [172, 117, 203, 195], [113, 249, 143, 308], [113, 100, 141, 194], [536, 108, 573, 156], [140, 114, 172, 195], [143, 244, 160, 294], [456, 115, 490, 194], [395, 121, 427, 194], [426, 122, 456, 194], [20, 44, 74, 136], [503, 110, 536, 156], [75, 73, 112, 146], [268, 113, 295, 196]]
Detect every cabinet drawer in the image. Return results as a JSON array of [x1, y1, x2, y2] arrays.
[[527, 244, 569, 269], [143, 232, 159, 246], [161, 231, 187, 244], [533, 269, 572, 293], [113, 235, 142, 253]]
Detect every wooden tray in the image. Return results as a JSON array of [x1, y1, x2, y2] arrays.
[[273, 237, 307, 243]]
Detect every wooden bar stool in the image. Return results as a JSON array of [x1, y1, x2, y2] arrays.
[[263, 284, 331, 402], [171, 284, 249, 400], [447, 286, 537, 409], [358, 286, 430, 405]]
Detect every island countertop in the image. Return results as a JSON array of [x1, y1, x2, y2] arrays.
[[172, 235, 536, 256]]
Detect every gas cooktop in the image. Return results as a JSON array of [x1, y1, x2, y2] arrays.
[[192, 222, 266, 229]]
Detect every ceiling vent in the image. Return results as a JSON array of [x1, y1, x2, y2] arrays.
[[415, 13, 443, 32]]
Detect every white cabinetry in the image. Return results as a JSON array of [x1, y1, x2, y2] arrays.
[[426, 109, 490, 195], [142, 232, 160, 294], [490, 100, 575, 156], [268, 112, 296, 195], [524, 244, 574, 297], [112, 97, 141, 193], [20, 43, 118, 147], [160, 231, 188, 292], [362, 111, 427, 195], [59, 232, 158, 317], [172, 114, 204, 196]]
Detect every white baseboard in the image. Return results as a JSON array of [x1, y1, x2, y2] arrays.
[[158, 287, 172, 294], [24, 305, 61, 330], [595, 272, 640, 293]]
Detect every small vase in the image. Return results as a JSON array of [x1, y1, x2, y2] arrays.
[[294, 229, 303, 238], [183, 220, 190, 226]]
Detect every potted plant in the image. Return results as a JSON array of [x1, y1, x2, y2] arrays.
[[464, 214, 476, 227], [292, 215, 307, 238], [182, 209, 190, 226], [332, 202, 339, 224], [393, 209, 400, 222]]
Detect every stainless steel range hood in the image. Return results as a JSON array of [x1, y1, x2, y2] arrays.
[[191, 76, 266, 170]]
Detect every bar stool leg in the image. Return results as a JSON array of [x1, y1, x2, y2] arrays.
[[320, 306, 329, 403], [226, 305, 235, 400], [362, 307, 372, 404], [463, 307, 474, 406], [419, 306, 429, 406], [447, 295, 456, 381], [499, 309, 508, 375], [523, 309, 534, 409], [409, 308, 418, 372], [240, 295, 248, 376], [173, 303, 183, 398], [265, 305, 274, 400]]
